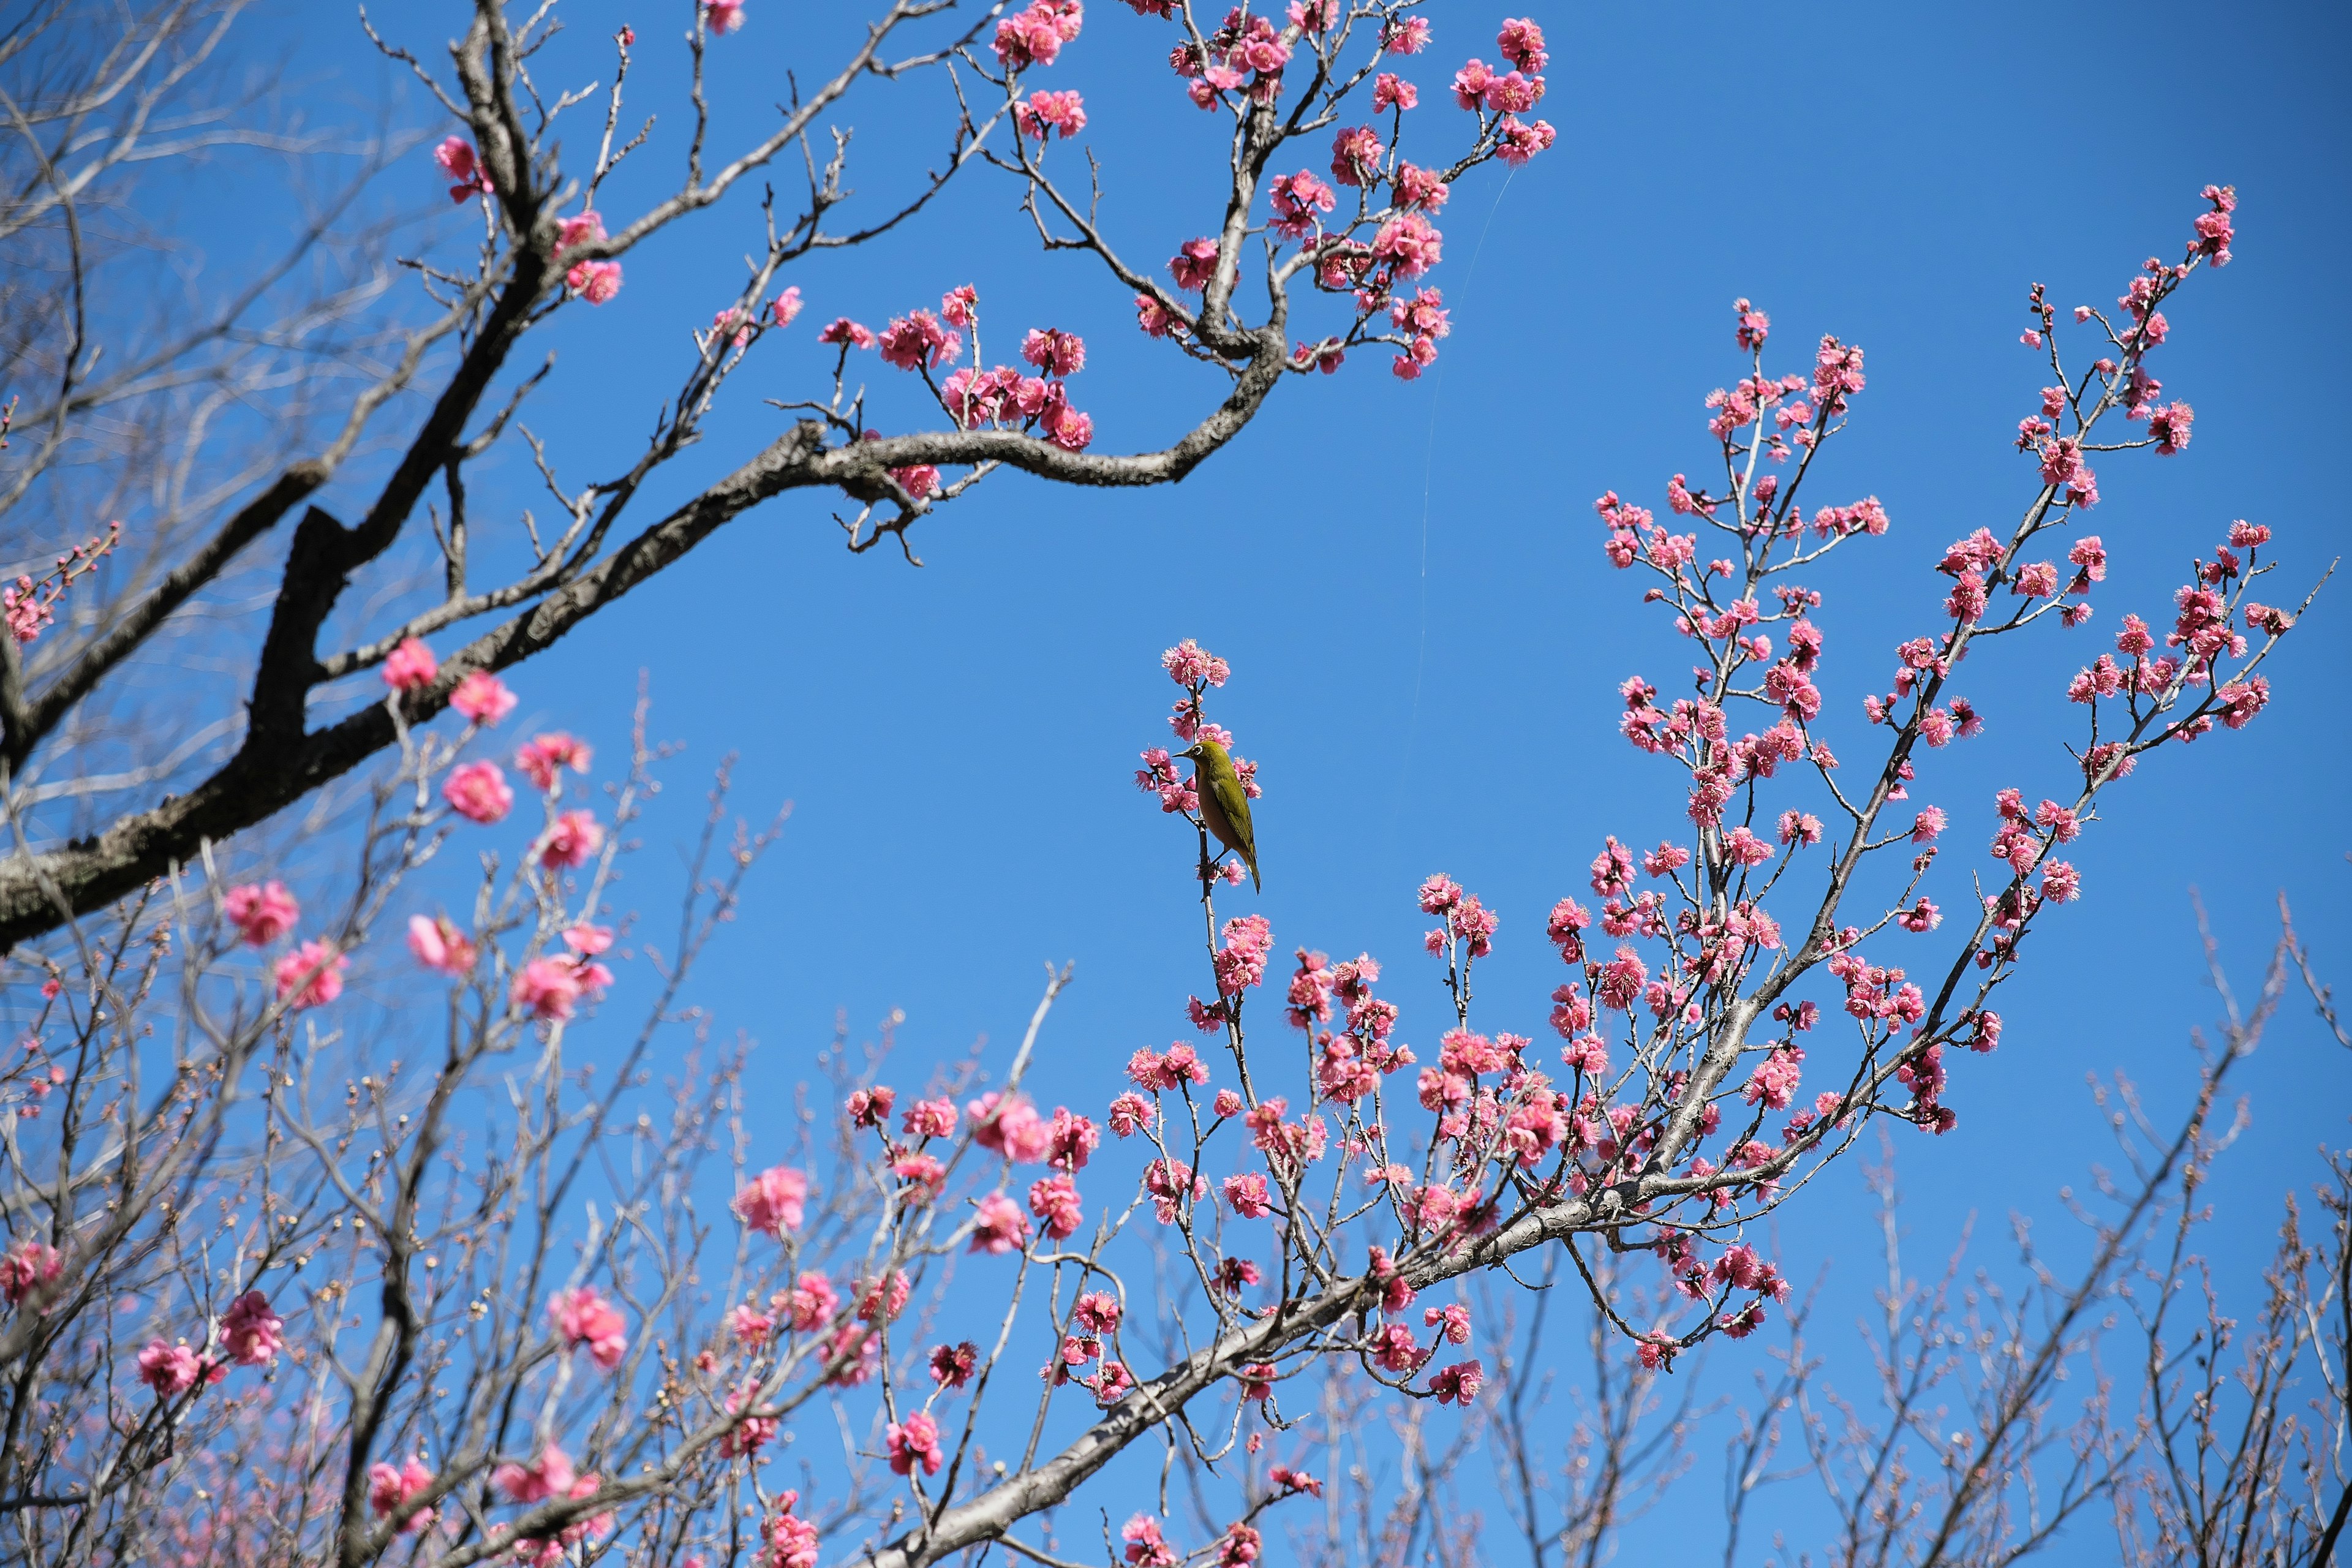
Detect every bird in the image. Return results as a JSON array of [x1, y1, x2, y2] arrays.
[[1180, 738, 1259, 892]]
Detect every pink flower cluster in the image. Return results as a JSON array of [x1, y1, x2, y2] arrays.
[[547, 1285, 628, 1371], [927, 288, 1096, 451], [993, 0, 1082, 69], [432, 136, 492, 202]]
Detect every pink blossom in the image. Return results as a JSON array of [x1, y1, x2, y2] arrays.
[[495, 1444, 576, 1504], [369, 1458, 435, 1531], [970, 1193, 1030, 1254], [1267, 170, 1336, 239], [1223, 1172, 1274, 1219], [1268, 1464, 1323, 1496], [993, 1, 1074, 69], [1450, 58, 1494, 109], [1384, 16, 1431, 53], [137, 1339, 219, 1396], [2148, 400, 2193, 455], [1020, 327, 1087, 379], [1425, 1302, 1473, 1344], [1498, 115, 1560, 168], [1482, 70, 1544, 115], [221, 1291, 284, 1366], [1029, 1174, 1084, 1238], [703, 0, 745, 34], [0, 1240, 63, 1308], [406, 913, 477, 976], [557, 210, 605, 252], [1429, 1359, 1483, 1404], [1330, 125, 1384, 187], [1074, 1291, 1120, 1334], [511, 956, 584, 1022], [1721, 826, 1774, 869], [818, 317, 876, 349], [222, 881, 300, 946], [888, 1411, 946, 1476], [1596, 946, 1648, 1012], [563, 922, 614, 959], [274, 940, 347, 1011], [785, 1270, 839, 1330], [442, 760, 514, 824], [1374, 73, 1418, 111], [1371, 212, 1442, 277], [720, 1384, 778, 1457], [548, 1286, 628, 1371], [902, 1096, 957, 1139], [768, 285, 804, 330], [432, 135, 492, 202], [764, 1494, 821, 1568], [1017, 89, 1088, 140], [878, 309, 960, 371], [381, 637, 438, 692], [537, 809, 605, 869], [450, 669, 516, 725], [1497, 17, 1548, 71], [927, 1340, 978, 1388], [970, 1091, 1055, 1162], [734, 1166, 810, 1238], [1169, 238, 1219, 292], [1123, 1514, 1176, 1567], [711, 307, 754, 350]]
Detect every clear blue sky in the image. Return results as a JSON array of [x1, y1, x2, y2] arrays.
[[217, 0, 2352, 1555]]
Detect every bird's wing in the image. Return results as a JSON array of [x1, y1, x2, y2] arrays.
[[1208, 772, 1256, 863]]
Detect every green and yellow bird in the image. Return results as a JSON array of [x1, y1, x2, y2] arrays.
[[1181, 738, 1260, 892]]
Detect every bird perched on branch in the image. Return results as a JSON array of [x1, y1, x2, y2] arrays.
[[1181, 738, 1259, 892]]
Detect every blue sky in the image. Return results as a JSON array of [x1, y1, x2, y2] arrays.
[[206, 0, 2352, 1555]]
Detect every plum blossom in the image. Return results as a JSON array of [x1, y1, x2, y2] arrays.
[[381, 637, 437, 692], [1169, 238, 1219, 292], [494, 1444, 575, 1504], [220, 1291, 284, 1366], [537, 809, 605, 869], [818, 317, 876, 349], [1371, 212, 1443, 277], [137, 1339, 219, 1396], [432, 136, 491, 202], [450, 669, 516, 725], [369, 1458, 436, 1532], [1, 1240, 63, 1308], [273, 940, 347, 1010], [1017, 89, 1087, 140], [548, 1286, 628, 1371], [888, 1412, 945, 1476], [993, 0, 1079, 69], [222, 881, 299, 946], [734, 1166, 810, 1237], [407, 913, 478, 976], [970, 1193, 1032, 1254], [1429, 1359, 1483, 1404], [878, 310, 960, 371], [442, 760, 513, 824]]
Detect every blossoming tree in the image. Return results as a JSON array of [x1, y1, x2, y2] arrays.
[[0, 4, 2323, 1567], [0, 0, 1550, 949]]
